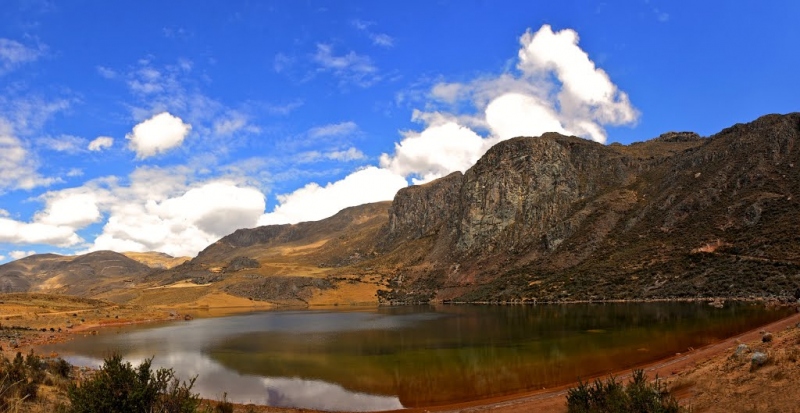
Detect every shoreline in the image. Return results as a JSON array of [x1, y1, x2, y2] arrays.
[[388, 309, 800, 413], [12, 298, 800, 413]]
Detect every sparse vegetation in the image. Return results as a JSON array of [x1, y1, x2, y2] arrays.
[[566, 369, 686, 413], [67, 353, 199, 413]]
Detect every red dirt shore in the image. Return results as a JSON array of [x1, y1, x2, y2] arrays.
[[391, 310, 800, 413]]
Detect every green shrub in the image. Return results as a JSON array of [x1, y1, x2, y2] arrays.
[[68, 353, 200, 413], [567, 369, 685, 413]]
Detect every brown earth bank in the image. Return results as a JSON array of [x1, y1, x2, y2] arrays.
[[1, 293, 799, 412]]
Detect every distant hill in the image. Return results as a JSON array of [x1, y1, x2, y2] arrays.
[[0, 251, 153, 296]]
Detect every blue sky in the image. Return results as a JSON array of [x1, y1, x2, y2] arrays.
[[0, 0, 797, 262]]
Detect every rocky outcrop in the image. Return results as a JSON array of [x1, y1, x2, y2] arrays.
[[380, 133, 634, 257], [376, 113, 800, 302], [381, 171, 462, 247]]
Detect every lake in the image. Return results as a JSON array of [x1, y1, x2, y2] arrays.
[[43, 302, 791, 411]]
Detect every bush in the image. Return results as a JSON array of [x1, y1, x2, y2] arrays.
[[68, 353, 200, 413], [567, 369, 684, 413], [0, 350, 50, 409]]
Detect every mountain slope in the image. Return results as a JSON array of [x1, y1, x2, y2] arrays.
[[0, 251, 154, 296], [169, 112, 800, 304], [10, 113, 797, 306]]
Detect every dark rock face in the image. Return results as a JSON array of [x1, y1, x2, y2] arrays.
[[226, 256, 260, 272], [452, 135, 630, 254], [382, 171, 462, 246], [377, 113, 800, 302], [380, 134, 634, 258]]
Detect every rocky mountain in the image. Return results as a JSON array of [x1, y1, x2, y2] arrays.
[[4, 113, 799, 306], [162, 112, 800, 304]]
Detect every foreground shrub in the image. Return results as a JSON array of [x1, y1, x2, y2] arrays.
[[68, 353, 199, 413], [0, 350, 50, 408], [567, 369, 685, 413]]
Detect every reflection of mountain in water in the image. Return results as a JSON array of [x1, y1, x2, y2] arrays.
[[60, 352, 402, 412], [41, 304, 792, 409]]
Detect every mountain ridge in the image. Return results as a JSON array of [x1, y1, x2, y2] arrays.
[[3, 112, 799, 306]]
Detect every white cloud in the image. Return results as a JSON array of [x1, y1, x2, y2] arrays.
[[74, 170, 268, 257], [213, 112, 258, 136], [96, 65, 117, 79], [380, 121, 485, 184], [326, 147, 365, 162], [37, 134, 87, 153], [0, 119, 58, 192], [0, 218, 82, 247], [266, 99, 304, 116], [66, 168, 83, 177], [484, 93, 568, 140], [88, 136, 114, 151], [9, 250, 35, 260], [0, 255, 5, 261], [516, 25, 638, 142], [259, 167, 406, 226], [35, 190, 103, 228], [308, 121, 359, 139], [351, 19, 395, 48], [0, 38, 44, 75], [313, 44, 380, 87], [296, 147, 366, 164], [126, 112, 191, 159], [378, 24, 638, 187]]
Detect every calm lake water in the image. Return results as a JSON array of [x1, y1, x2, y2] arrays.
[[43, 303, 791, 411]]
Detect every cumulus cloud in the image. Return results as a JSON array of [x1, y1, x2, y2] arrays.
[[75, 169, 267, 257], [9, 250, 35, 260], [515, 25, 637, 141], [0, 218, 82, 247], [379, 24, 638, 185], [35, 190, 103, 228], [126, 112, 191, 159], [380, 121, 485, 184], [0, 188, 104, 247], [259, 167, 406, 226], [88, 136, 114, 151]]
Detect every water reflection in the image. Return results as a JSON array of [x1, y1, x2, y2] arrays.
[[43, 303, 791, 409], [61, 351, 402, 412]]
